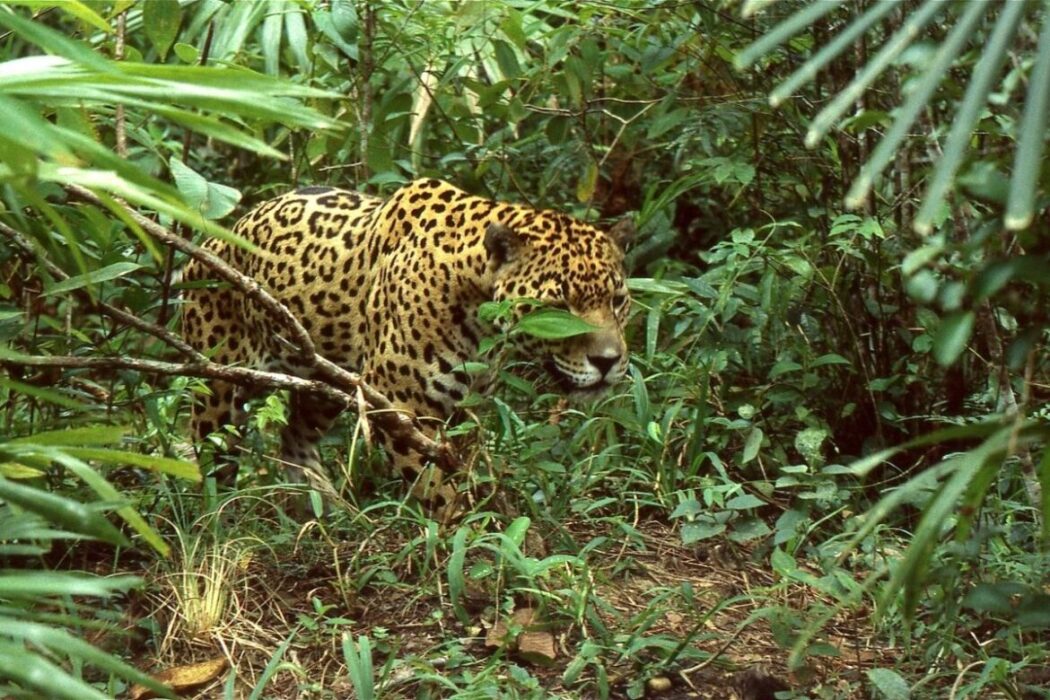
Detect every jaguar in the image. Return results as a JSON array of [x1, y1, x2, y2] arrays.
[[182, 178, 633, 516]]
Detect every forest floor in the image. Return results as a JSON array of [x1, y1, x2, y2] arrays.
[[120, 507, 896, 700]]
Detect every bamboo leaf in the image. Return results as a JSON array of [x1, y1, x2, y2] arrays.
[[0, 619, 175, 698], [261, 4, 283, 75], [1005, 12, 1050, 230], [845, 1, 990, 209], [0, 640, 113, 700], [0, 571, 140, 598], [0, 10, 112, 71], [769, 1, 900, 108], [0, 377, 86, 410], [49, 452, 171, 556], [736, 1, 844, 69], [62, 447, 200, 482], [914, 1, 1026, 234], [805, 0, 947, 149], [0, 476, 128, 546], [284, 3, 311, 71], [5, 426, 126, 446]]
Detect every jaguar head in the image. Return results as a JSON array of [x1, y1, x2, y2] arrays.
[[484, 216, 634, 395]]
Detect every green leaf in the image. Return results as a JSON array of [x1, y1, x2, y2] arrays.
[[0, 10, 112, 71], [143, 0, 182, 60], [742, 426, 763, 463], [516, 308, 599, 340], [0, 377, 85, 410], [905, 269, 938, 303], [44, 262, 142, 296], [173, 42, 199, 64], [726, 494, 765, 510], [504, 516, 531, 548], [681, 520, 725, 544], [261, 6, 283, 75], [1006, 8, 1050, 230], [169, 158, 242, 220], [48, 452, 170, 556], [342, 635, 375, 700], [284, 4, 311, 71], [866, 668, 910, 700], [576, 159, 598, 203], [932, 310, 974, 366], [770, 360, 802, 377], [811, 353, 851, 368], [493, 39, 521, 79], [0, 640, 113, 700], [962, 582, 1024, 615]]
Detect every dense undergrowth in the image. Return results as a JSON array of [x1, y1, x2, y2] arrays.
[[1, 1, 1048, 698]]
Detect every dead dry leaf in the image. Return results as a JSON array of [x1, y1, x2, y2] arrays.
[[483, 608, 555, 664], [129, 656, 228, 700]]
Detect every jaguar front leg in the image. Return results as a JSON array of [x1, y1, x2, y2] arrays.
[[378, 422, 464, 523]]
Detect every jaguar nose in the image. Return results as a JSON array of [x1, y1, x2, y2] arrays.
[[588, 353, 621, 377]]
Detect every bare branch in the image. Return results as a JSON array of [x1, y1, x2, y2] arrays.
[[3, 353, 352, 408]]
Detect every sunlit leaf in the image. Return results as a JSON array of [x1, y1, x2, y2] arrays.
[[516, 308, 599, 340]]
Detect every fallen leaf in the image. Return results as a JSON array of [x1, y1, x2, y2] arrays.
[[129, 656, 228, 700], [483, 608, 556, 664], [517, 629, 556, 665]]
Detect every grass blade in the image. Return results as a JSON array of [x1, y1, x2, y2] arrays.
[[448, 526, 470, 625], [247, 630, 296, 700], [343, 634, 375, 700]]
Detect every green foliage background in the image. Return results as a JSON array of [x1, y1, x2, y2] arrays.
[[0, 1, 1047, 698]]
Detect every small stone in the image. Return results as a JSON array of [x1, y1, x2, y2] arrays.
[[647, 676, 673, 694]]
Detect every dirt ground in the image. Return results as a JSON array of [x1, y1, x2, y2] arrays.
[[125, 516, 899, 699]]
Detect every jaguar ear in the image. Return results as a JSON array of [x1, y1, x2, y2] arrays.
[[484, 223, 527, 268], [606, 216, 636, 250]]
